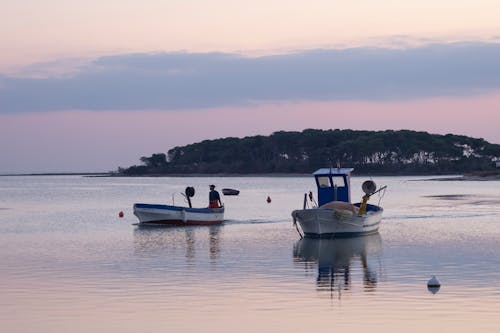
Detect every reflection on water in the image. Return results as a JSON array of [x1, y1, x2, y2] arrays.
[[294, 234, 382, 296], [133, 225, 222, 261], [3, 176, 500, 332]]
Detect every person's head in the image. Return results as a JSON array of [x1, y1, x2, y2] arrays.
[[209, 184, 215, 190]]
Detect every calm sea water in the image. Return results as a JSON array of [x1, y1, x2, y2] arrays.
[[1, 175, 500, 332]]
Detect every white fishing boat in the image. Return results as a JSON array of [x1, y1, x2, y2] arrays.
[[292, 168, 386, 238], [133, 187, 224, 226]]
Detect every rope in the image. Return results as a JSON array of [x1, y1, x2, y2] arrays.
[[377, 186, 387, 206], [291, 211, 304, 238]]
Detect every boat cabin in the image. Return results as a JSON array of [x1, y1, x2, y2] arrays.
[[313, 168, 354, 206]]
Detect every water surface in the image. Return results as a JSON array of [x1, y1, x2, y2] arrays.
[[1, 175, 500, 332]]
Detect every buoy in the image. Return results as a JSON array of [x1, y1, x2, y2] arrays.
[[118, 211, 124, 218], [266, 196, 271, 203], [427, 275, 440, 287], [427, 276, 441, 294]]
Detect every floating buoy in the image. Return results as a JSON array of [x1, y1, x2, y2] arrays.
[[266, 196, 272, 203], [427, 275, 441, 294], [427, 275, 440, 287], [118, 211, 124, 218]]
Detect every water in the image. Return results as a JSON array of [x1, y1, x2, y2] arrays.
[[1, 175, 500, 332]]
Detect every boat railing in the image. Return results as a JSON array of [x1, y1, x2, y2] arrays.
[[303, 191, 318, 209], [171, 192, 192, 207]]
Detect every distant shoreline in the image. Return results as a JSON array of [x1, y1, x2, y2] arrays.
[[424, 170, 500, 181], [457, 172, 500, 181], [0, 172, 112, 177], [2, 170, 500, 180]]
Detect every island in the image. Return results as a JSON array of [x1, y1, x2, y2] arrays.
[[117, 129, 500, 176]]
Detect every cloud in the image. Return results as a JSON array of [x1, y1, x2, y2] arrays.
[[1, 42, 500, 113]]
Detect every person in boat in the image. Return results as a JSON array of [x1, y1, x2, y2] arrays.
[[209, 184, 222, 208]]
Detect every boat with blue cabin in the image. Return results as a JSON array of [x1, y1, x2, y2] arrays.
[[291, 167, 386, 238]]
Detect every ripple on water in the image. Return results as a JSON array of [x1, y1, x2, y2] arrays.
[[2, 176, 500, 332]]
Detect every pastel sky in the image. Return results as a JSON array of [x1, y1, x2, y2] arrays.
[[1, 0, 500, 173]]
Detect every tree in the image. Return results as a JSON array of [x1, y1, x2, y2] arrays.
[[139, 153, 167, 169], [119, 129, 500, 175]]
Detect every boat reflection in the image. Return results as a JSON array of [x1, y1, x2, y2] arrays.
[[293, 233, 383, 296], [133, 225, 222, 261]]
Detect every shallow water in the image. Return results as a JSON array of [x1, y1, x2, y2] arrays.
[[1, 175, 500, 332]]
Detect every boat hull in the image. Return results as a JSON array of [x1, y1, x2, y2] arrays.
[[292, 203, 383, 237], [133, 203, 224, 226]]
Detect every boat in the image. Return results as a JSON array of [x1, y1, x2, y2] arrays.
[[133, 186, 224, 226], [222, 188, 240, 196], [291, 167, 386, 238], [133, 204, 224, 226]]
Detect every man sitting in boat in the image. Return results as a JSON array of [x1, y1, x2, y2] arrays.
[[209, 184, 222, 208]]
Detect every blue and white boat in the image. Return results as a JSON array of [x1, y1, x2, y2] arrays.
[[133, 187, 224, 226], [292, 168, 386, 238], [133, 204, 224, 226]]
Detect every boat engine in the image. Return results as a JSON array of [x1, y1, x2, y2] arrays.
[[185, 186, 195, 197], [185, 186, 195, 208]]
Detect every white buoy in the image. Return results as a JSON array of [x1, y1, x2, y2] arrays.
[[427, 275, 440, 287]]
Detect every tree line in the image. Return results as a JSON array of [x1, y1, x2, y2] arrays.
[[118, 129, 500, 175]]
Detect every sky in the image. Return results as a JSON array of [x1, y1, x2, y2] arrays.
[[1, 0, 500, 173]]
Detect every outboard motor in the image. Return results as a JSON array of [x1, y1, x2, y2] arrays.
[[185, 186, 195, 208]]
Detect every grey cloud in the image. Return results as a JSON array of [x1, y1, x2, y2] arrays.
[[1, 42, 500, 113]]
